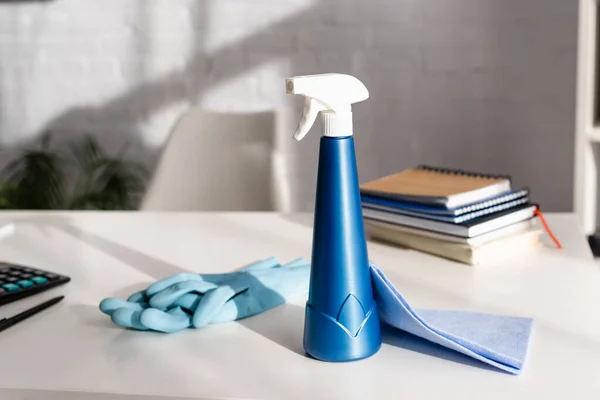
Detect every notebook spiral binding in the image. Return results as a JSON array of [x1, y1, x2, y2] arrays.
[[416, 165, 511, 180]]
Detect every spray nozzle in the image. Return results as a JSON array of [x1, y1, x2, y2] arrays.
[[286, 73, 369, 141]]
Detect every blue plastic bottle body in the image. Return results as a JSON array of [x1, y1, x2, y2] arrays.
[[304, 136, 382, 362]]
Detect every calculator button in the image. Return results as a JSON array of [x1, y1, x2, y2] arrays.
[[1, 283, 19, 291], [17, 280, 33, 288], [0, 288, 4, 293], [5, 277, 17, 282], [0, 274, 7, 279], [45, 274, 58, 280], [20, 273, 32, 278], [31, 276, 48, 284]]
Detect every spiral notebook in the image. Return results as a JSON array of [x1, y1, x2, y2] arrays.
[[363, 195, 530, 224], [360, 165, 511, 209], [361, 188, 529, 217], [362, 203, 537, 238]]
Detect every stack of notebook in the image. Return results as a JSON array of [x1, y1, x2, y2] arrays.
[[360, 165, 545, 265]]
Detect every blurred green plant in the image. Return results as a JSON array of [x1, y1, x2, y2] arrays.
[[0, 133, 149, 210]]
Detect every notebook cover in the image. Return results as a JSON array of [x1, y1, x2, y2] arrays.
[[363, 196, 530, 224], [368, 226, 543, 265], [361, 188, 529, 217], [360, 165, 511, 207], [362, 203, 538, 237], [365, 218, 538, 246]]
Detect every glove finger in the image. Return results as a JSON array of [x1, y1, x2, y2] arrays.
[[146, 273, 207, 296], [173, 293, 239, 323], [140, 307, 191, 333], [99, 297, 147, 316], [149, 280, 218, 309], [170, 293, 238, 323], [127, 290, 148, 303], [167, 306, 190, 319], [172, 293, 201, 311], [192, 285, 245, 329], [111, 308, 148, 330], [241, 257, 280, 272], [209, 299, 240, 323]]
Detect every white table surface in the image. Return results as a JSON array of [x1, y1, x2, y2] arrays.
[[0, 212, 598, 400]]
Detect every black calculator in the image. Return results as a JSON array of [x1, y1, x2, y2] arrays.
[[0, 263, 70, 306]]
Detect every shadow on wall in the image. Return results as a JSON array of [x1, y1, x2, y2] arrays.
[[0, 0, 578, 211]]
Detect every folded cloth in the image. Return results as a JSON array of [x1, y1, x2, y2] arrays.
[[99, 257, 310, 333], [370, 264, 533, 374]]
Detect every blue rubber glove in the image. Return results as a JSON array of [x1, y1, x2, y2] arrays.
[[99, 257, 310, 333]]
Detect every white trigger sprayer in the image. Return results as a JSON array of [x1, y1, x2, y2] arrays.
[[286, 73, 369, 140]]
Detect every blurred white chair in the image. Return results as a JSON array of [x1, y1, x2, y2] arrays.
[[142, 110, 278, 211]]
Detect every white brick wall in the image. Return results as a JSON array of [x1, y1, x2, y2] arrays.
[[0, 0, 578, 211]]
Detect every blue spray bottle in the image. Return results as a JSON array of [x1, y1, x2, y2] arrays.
[[286, 73, 381, 362]]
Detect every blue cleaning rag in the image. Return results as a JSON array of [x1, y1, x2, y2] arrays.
[[370, 264, 533, 374], [99, 258, 533, 374]]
